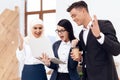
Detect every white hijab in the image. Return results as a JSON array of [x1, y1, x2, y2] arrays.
[[24, 18, 54, 58]]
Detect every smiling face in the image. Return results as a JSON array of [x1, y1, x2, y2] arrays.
[[31, 24, 43, 38], [56, 26, 69, 42], [70, 8, 85, 26]]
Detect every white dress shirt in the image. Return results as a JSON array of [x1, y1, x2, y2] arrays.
[[16, 43, 44, 65], [58, 41, 71, 73]]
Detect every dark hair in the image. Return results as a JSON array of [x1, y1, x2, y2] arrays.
[[57, 19, 76, 41], [67, 0, 89, 12]]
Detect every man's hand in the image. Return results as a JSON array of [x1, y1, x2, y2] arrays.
[[90, 15, 101, 38], [71, 49, 82, 62]]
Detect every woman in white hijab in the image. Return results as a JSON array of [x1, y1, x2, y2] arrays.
[[16, 18, 54, 80]]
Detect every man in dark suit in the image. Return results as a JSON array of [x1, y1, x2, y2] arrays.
[[67, 1, 120, 80]]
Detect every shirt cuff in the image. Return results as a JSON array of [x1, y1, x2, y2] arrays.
[[16, 48, 25, 61], [97, 32, 105, 44], [16, 48, 24, 54]]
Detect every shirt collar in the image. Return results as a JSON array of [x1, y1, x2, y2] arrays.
[[83, 21, 92, 31], [61, 41, 71, 45]]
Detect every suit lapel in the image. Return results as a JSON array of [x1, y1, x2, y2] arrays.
[[54, 41, 61, 58], [79, 29, 93, 50], [79, 30, 86, 50], [86, 29, 93, 46]]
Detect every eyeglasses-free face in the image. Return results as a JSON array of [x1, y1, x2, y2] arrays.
[[32, 24, 43, 38], [55, 26, 69, 42]]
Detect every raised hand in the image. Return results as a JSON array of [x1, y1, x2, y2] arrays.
[[18, 30, 24, 50], [90, 15, 101, 38]]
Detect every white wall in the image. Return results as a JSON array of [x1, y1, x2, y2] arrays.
[[0, 0, 24, 35]]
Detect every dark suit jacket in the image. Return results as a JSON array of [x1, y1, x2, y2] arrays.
[[79, 20, 120, 80], [49, 40, 80, 80]]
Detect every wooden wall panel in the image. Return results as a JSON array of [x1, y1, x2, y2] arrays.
[[0, 7, 20, 80]]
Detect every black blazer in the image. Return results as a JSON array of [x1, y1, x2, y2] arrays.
[[49, 40, 80, 80], [79, 20, 120, 80]]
